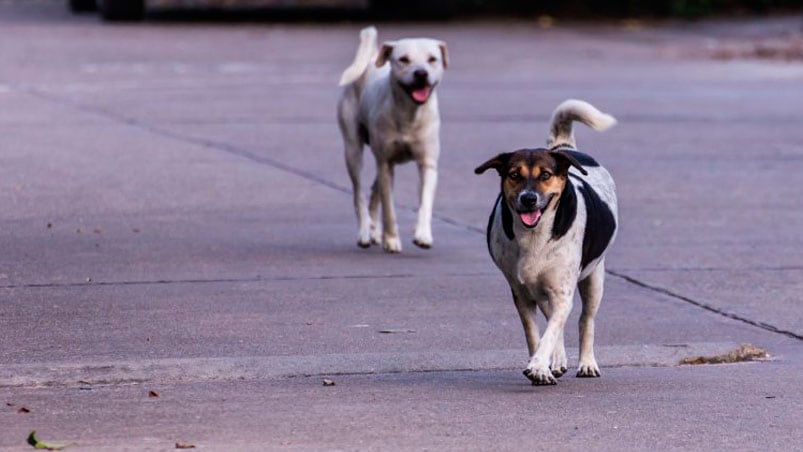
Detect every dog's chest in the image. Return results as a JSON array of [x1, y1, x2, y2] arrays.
[[362, 95, 438, 162], [487, 196, 584, 287]]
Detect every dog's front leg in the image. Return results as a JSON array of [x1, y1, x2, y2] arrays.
[[524, 287, 573, 386], [413, 158, 437, 249], [368, 178, 382, 245], [511, 287, 539, 358], [377, 160, 401, 253], [344, 142, 372, 248], [537, 297, 568, 378]]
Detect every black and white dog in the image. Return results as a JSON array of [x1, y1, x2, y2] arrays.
[[475, 100, 618, 385]]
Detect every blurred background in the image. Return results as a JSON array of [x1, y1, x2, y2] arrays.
[[68, 0, 803, 22]]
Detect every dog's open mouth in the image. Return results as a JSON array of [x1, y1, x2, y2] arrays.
[[401, 82, 434, 104], [519, 209, 543, 228]]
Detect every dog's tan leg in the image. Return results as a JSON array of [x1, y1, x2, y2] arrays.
[[345, 143, 372, 248], [413, 158, 437, 249], [377, 161, 401, 253], [511, 288, 539, 357], [524, 287, 573, 385], [577, 261, 604, 378]]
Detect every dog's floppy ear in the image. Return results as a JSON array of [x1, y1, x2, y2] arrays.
[[475, 153, 511, 176], [376, 42, 395, 67], [438, 41, 449, 68], [550, 150, 588, 176]]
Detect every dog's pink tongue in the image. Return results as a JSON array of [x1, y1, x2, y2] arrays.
[[411, 86, 432, 103], [520, 210, 541, 227]]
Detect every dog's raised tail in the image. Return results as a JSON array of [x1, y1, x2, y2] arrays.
[[338, 26, 378, 87], [547, 99, 617, 149]]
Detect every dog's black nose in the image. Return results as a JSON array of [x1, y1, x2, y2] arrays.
[[519, 192, 539, 209], [413, 69, 428, 81]]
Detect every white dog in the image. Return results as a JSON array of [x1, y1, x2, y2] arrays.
[[475, 100, 618, 385], [337, 26, 448, 253]]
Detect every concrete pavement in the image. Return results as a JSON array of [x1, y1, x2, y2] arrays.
[[1, 1, 801, 450]]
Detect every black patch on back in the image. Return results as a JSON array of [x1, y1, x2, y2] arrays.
[[551, 178, 577, 240], [358, 123, 370, 145], [575, 178, 616, 270], [564, 150, 600, 168]]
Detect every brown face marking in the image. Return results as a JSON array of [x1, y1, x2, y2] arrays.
[[501, 150, 568, 211]]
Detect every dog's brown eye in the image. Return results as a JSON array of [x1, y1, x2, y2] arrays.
[[428, 56, 438, 64], [398, 56, 411, 64], [539, 172, 552, 181], [508, 172, 521, 181]]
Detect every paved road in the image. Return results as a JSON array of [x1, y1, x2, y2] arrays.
[[1, 1, 802, 450]]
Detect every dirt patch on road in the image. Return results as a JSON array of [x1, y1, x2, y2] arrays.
[[680, 343, 770, 365]]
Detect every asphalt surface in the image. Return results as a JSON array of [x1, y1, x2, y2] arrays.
[[1, 1, 802, 450]]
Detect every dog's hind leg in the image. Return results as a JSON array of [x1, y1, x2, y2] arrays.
[[413, 158, 437, 249], [577, 260, 605, 378]]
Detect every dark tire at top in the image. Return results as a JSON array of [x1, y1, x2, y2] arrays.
[[98, 0, 145, 21], [68, 0, 98, 12]]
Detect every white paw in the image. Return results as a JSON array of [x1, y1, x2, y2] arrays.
[[551, 349, 568, 378], [370, 233, 381, 246], [413, 226, 433, 249], [576, 358, 601, 378], [370, 222, 381, 245], [357, 230, 372, 248], [383, 235, 402, 253], [523, 360, 557, 386]]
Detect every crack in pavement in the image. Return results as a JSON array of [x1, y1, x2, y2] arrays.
[[607, 270, 803, 341], [611, 265, 803, 272], [20, 86, 800, 342], [22, 87, 482, 235]]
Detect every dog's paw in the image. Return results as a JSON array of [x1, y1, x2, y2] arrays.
[[383, 236, 402, 253], [551, 366, 568, 378], [358, 226, 374, 248], [550, 348, 568, 378], [412, 237, 432, 249], [413, 228, 433, 249], [576, 360, 601, 378], [523, 366, 557, 386], [370, 225, 381, 245]]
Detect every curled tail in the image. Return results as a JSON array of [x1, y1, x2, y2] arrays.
[[338, 26, 378, 87], [547, 99, 617, 149]]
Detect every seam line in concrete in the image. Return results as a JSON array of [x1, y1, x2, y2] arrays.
[[607, 269, 803, 341], [0, 272, 496, 290], [0, 342, 747, 389], [611, 265, 803, 272], [22, 87, 481, 235]]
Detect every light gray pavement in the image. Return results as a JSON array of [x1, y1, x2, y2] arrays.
[[1, 1, 802, 450]]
